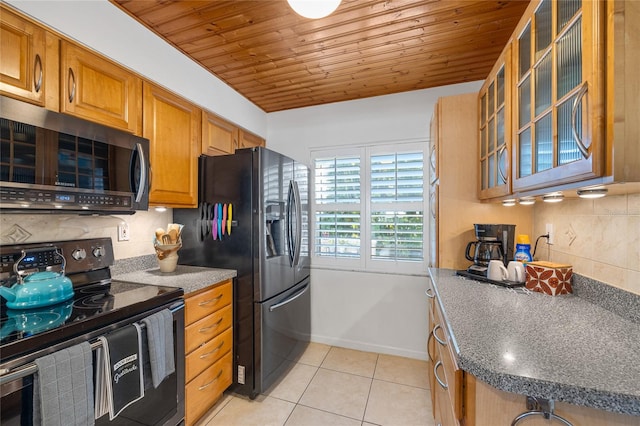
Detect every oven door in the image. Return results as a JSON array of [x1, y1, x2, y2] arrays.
[[0, 301, 184, 426]]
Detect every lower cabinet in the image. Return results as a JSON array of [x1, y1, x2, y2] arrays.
[[184, 279, 233, 426], [427, 282, 639, 426]]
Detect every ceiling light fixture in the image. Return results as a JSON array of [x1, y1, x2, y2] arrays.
[[577, 187, 608, 199], [155, 206, 167, 213], [287, 0, 341, 19], [502, 199, 516, 207], [519, 197, 536, 205], [542, 193, 564, 203]]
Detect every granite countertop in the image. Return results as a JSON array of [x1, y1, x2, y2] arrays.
[[113, 262, 236, 295], [428, 268, 640, 416]]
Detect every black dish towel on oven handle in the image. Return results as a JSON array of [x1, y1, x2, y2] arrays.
[[97, 323, 144, 420]]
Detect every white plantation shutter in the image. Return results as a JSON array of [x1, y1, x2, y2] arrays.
[[370, 152, 424, 262], [312, 143, 427, 272], [314, 156, 361, 258]]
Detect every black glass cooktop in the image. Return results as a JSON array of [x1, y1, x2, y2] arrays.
[[0, 280, 183, 363]]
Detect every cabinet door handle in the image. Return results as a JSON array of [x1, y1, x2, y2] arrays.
[[198, 370, 223, 391], [433, 324, 447, 346], [497, 144, 508, 183], [199, 341, 225, 359], [198, 295, 223, 306], [425, 288, 435, 299], [68, 68, 76, 103], [427, 329, 435, 362], [571, 82, 590, 159], [33, 54, 43, 93], [434, 361, 448, 389], [199, 318, 223, 333]]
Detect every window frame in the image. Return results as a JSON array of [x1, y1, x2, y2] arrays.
[[310, 141, 429, 274]]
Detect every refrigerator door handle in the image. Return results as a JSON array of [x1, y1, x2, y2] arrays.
[[286, 180, 295, 266], [292, 180, 302, 267], [268, 282, 310, 312]]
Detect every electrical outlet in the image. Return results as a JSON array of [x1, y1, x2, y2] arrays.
[[545, 223, 554, 245], [118, 222, 130, 241]]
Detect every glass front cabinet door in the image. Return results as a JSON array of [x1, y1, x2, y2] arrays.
[[512, 0, 605, 192], [478, 45, 512, 200]]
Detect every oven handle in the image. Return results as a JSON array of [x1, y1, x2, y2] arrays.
[[0, 302, 184, 385]]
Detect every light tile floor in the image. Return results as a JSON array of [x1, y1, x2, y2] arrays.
[[195, 343, 435, 426]]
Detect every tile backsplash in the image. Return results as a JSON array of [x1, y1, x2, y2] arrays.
[[0, 209, 172, 260], [533, 193, 640, 295]]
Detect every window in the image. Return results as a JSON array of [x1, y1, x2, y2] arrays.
[[312, 143, 427, 273]]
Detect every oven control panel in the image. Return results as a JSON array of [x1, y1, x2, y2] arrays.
[[0, 238, 114, 278]]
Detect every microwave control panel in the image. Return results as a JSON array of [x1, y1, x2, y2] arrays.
[[0, 188, 132, 210]]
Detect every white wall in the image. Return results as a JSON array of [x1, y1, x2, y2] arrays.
[[5, 0, 267, 137], [267, 82, 483, 359], [267, 82, 482, 165]]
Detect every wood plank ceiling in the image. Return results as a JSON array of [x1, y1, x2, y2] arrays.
[[112, 0, 529, 113]]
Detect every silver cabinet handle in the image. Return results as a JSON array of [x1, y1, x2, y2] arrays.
[[33, 54, 43, 93], [434, 361, 448, 389], [433, 324, 447, 346], [571, 82, 590, 159], [199, 341, 225, 359], [199, 318, 223, 333], [425, 288, 435, 299], [198, 295, 223, 306], [198, 370, 223, 391], [68, 67, 76, 103], [497, 144, 508, 183], [427, 329, 435, 362]]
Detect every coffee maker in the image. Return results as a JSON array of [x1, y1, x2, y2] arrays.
[[465, 224, 515, 276]]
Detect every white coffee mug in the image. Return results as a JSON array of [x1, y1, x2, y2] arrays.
[[507, 261, 526, 283], [487, 260, 509, 281]]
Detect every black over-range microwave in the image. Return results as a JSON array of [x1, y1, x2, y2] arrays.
[[0, 96, 149, 214]]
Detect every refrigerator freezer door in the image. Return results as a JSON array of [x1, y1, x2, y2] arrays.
[[256, 277, 311, 394]]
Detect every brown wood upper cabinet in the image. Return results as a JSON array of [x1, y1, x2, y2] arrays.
[[201, 111, 238, 156], [238, 129, 265, 149], [201, 111, 265, 156], [0, 5, 58, 110], [511, 0, 605, 192], [143, 82, 199, 208], [478, 45, 512, 200], [60, 41, 142, 135]]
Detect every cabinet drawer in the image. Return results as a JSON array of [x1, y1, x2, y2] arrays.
[[186, 327, 232, 383], [185, 280, 232, 325], [185, 351, 232, 426], [185, 304, 232, 354]]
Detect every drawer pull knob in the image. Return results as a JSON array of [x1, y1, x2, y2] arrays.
[[199, 295, 223, 306], [199, 318, 223, 333], [199, 342, 225, 359], [425, 288, 435, 299], [433, 324, 447, 346], [434, 361, 448, 390], [198, 370, 223, 391]]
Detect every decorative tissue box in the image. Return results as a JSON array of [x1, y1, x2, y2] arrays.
[[525, 261, 573, 295]]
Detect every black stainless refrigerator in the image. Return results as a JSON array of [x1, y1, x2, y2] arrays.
[[174, 147, 311, 398]]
